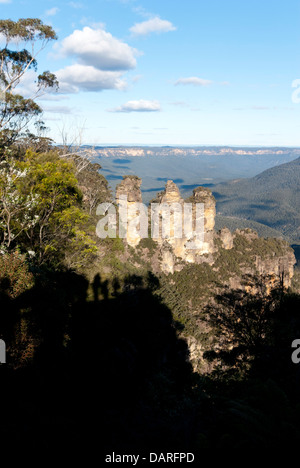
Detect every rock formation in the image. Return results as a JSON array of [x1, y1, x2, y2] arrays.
[[218, 227, 234, 249], [151, 181, 216, 266], [116, 175, 143, 204], [255, 251, 296, 289], [115, 177, 217, 261], [116, 176, 144, 247], [114, 176, 296, 285]]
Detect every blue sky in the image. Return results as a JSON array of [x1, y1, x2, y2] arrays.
[[1, 0, 300, 146]]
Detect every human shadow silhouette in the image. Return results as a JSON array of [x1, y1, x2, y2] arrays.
[[0, 269, 196, 455], [3, 267, 300, 454], [92, 273, 109, 301]]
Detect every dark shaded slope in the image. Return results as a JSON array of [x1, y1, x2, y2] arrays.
[[213, 157, 300, 242]]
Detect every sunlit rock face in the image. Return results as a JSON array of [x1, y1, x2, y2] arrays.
[[114, 177, 217, 270], [255, 251, 296, 289], [188, 187, 216, 257], [151, 181, 216, 269], [158, 180, 182, 204], [160, 248, 175, 275], [114, 177, 296, 286], [151, 181, 185, 264], [116, 175, 143, 204], [218, 227, 234, 250], [116, 176, 144, 247]]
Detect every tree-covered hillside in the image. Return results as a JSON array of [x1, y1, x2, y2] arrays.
[[213, 157, 300, 242], [215, 215, 285, 239]]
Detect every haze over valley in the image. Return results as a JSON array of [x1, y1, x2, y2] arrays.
[[96, 145, 300, 204], [94, 146, 300, 248]]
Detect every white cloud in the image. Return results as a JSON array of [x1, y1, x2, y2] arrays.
[[12, 70, 37, 98], [37, 94, 69, 102], [131, 74, 143, 83], [0, 0, 11, 3], [169, 101, 190, 108], [53, 26, 140, 95], [45, 7, 59, 16], [55, 64, 127, 93], [109, 99, 161, 112], [58, 26, 138, 71], [132, 5, 151, 19], [68, 1, 84, 8], [79, 18, 106, 29], [130, 17, 176, 36], [174, 77, 212, 86], [13, 69, 67, 101], [43, 105, 72, 114]]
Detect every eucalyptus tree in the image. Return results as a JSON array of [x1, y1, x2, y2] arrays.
[[0, 18, 58, 148]]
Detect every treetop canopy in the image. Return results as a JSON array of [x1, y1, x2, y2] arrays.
[[0, 18, 57, 44]]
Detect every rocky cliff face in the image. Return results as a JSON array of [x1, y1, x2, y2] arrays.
[[96, 146, 300, 158], [255, 251, 296, 289], [216, 227, 296, 288], [187, 186, 216, 257], [219, 227, 234, 249], [114, 176, 296, 285], [151, 181, 216, 267], [116, 177, 216, 271], [116, 175, 143, 204], [116, 176, 143, 247]]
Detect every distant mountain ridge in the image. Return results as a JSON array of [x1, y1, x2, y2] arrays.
[[95, 147, 300, 205], [93, 146, 300, 158], [213, 157, 300, 242]]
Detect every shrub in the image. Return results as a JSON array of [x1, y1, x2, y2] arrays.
[[0, 250, 33, 298]]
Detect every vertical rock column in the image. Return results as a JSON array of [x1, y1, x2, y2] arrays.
[[151, 180, 184, 258], [151, 181, 216, 266], [189, 187, 216, 257], [115, 176, 144, 247]]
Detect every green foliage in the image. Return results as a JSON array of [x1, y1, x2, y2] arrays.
[[111, 236, 125, 252], [101, 236, 125, 253], [0, 157, 40, 248], [0, 18, 58, 149], [0, 249, 33, 298], [0, 18, 57, 43], [215, 215, 285, 239], [159, 235, 280, 316], [0, 150, 96, 267], [291, 269, 300, 293], [157, 263, 217, 341], [213, 234, 289, 281], [156, 233, 293, 350], [203, 281, 300, 380], [138, 236, 157, 255], [235, 233, 288, 259]]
